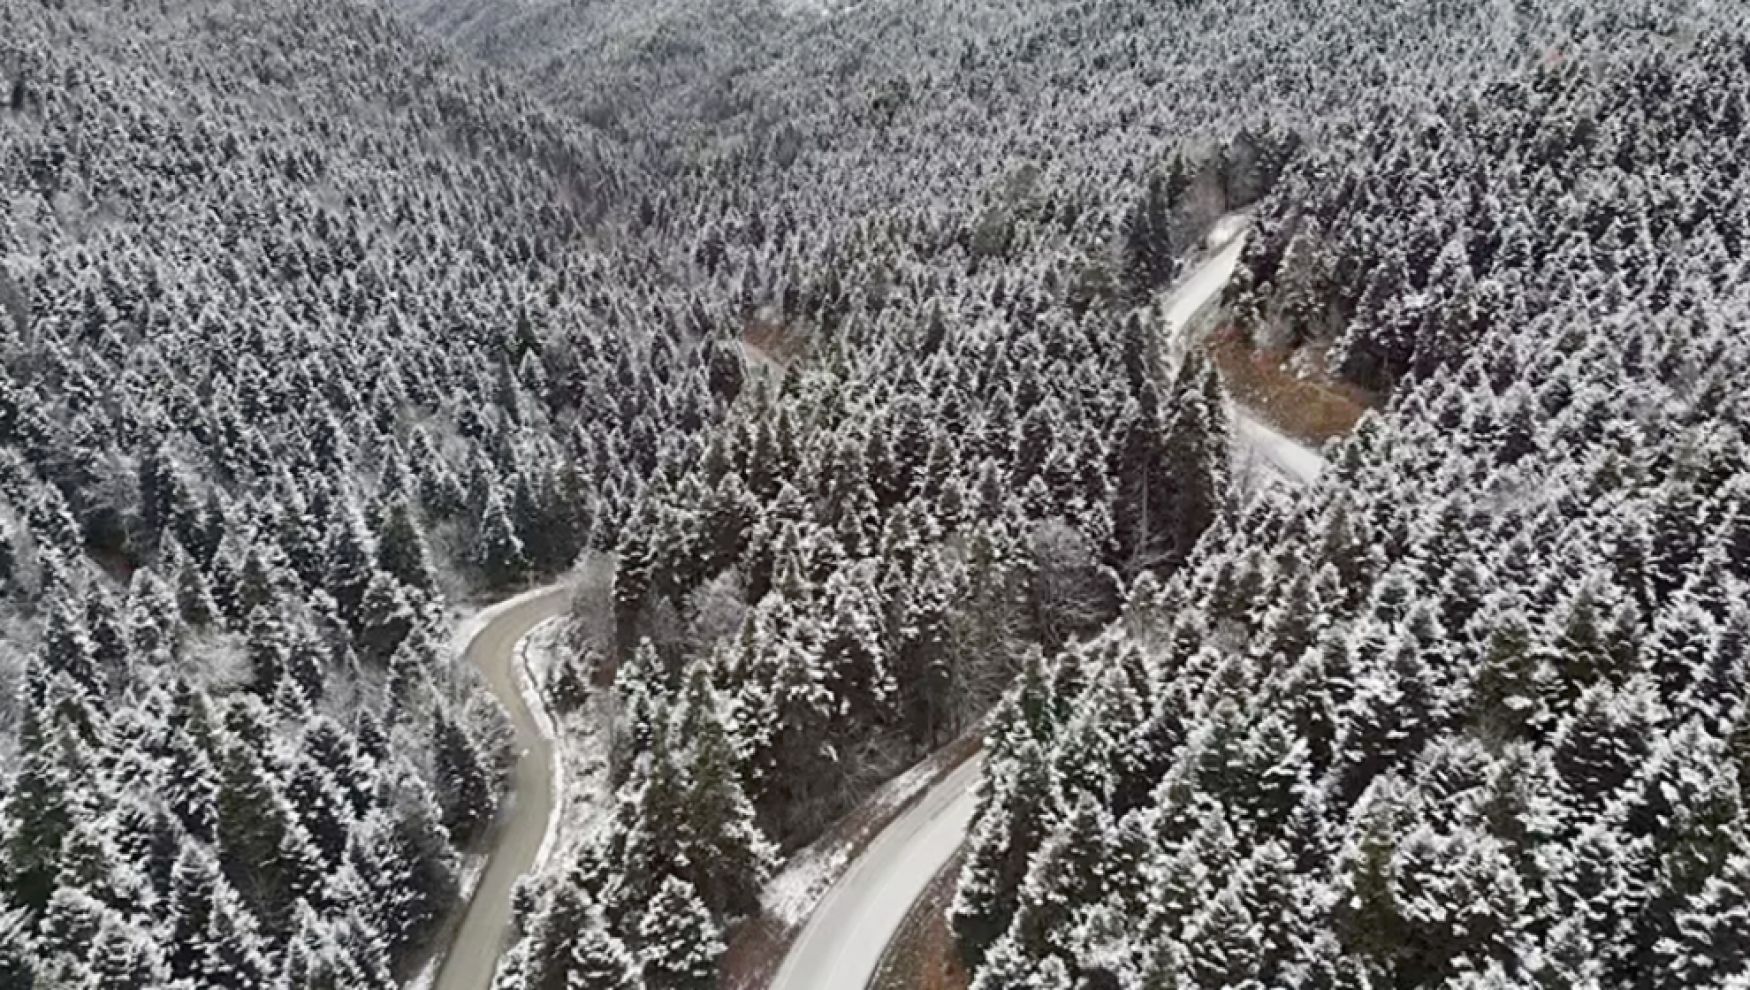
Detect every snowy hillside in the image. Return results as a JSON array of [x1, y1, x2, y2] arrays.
[[3, 0, 1748, 989]]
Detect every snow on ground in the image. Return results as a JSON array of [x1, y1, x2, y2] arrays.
[[1161, 232, 1248, 341], [768, 756, 985, 990], [1205, 211, 1252, 251], [871, 756, 944, 814], [1236, 414, 1327, 487], [1157, 214, 1329, 491], [764, 842, 855, 929], [760, 735, 967, 928], [518, 617, 615, 874], [449, 583, 568, 656]]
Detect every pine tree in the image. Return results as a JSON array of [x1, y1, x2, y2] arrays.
[[674, 668, 776, 916], [360, 768, 460, 964], [215, 704, 324, 934], [202, 868, 276, 989], [1, 706, 76, 914], [168, 537, 220, 628], [952, 715, 1057, 968], [1182, 884, 1262, 988], [1333, 632, 1434, 804], [949, 523, 1026, 717], [1661, 851, 1750, 988], [637, 875, 722, 990], [743, 618, 835, 839], [1333, 782, 1410, 966], [1238, 711, 1312, 836], [1122, 162, 1186, 302], [0, 905, 34, 990], [1155, 350, 1231, 571], [286, 754, 353, 868], [818, 564, 894, 728], [376, 495, 439, 594], [286, 899, 352, 990], [324, 509, 378, 625], [83, 584, 127, 686], [127, 566, 184, 667], [615, 720, 687, 919], [478, 482, 531, 590], [894, 549, 958, 750], [167, 841, 224, 982], [1645, 595, 1722, 713], [40, 600, 98, 695], [526, 872, 637, 990], [356, 570, 418, 665], [244, 605, 291, 699], [433, 709, 497, 847], [0, 517, 16, 598], [1006, 795, 1114, 963], [238, 539, 297, 617], [34, 887, 113, 980], [1551, 678, 1656, 803], [1468, 598, 1553, 743], [163, 685, 222, 843]]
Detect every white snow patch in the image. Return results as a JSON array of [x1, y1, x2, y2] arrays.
[[1236, 413, 1327, 487], [763, 842, 855, 928], [1161, 232, 1248, 340], [1205, 212, 1252, 251], [761, 736, 973, 931], [515, 618, 566, 875], [518, 617, 615, 878], [870, 756, 941, 814]]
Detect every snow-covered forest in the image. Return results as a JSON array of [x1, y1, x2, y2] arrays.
[[4, 0, 1749, 986], [0, 0, 731, 983]]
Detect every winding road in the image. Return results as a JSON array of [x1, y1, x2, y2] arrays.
[[772, 218, 1326, 990], [435, 584, 573, 990], [432, 221, 1321, 990]]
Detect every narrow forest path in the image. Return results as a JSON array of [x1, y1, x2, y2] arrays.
[[774, 220, 1327, 990], [435, 584, 574, 990]]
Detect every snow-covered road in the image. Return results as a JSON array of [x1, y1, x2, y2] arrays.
[[1164, 222, 1327, 487], [435, 584, 573, 990], [1163, 231, 1249, 341], [768, 756, 985, 990], [768, 218, 1325, 990], [1236, 414, 1326, 486]]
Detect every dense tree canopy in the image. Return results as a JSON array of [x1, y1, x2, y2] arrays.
[[4, 0, 1747, 986]]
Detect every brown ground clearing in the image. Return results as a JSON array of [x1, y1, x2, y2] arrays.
[[1206, 324, 1376, 445]]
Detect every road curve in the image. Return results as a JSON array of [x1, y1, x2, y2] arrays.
[[770, 755, 985, 990], [1166, 222, 1326, 487], [775, 222, 1327, 990], [436, 584, 574, 990]]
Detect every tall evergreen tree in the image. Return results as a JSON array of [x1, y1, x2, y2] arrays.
[[637, 875, 722, 990]]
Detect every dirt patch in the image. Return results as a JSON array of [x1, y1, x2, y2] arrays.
[[721, 731, 984, 990], [720, 912, 790, 990], [743, 313, 803, 366], [871, 850, 970, 990], [1207, 324, 1375, 445]]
